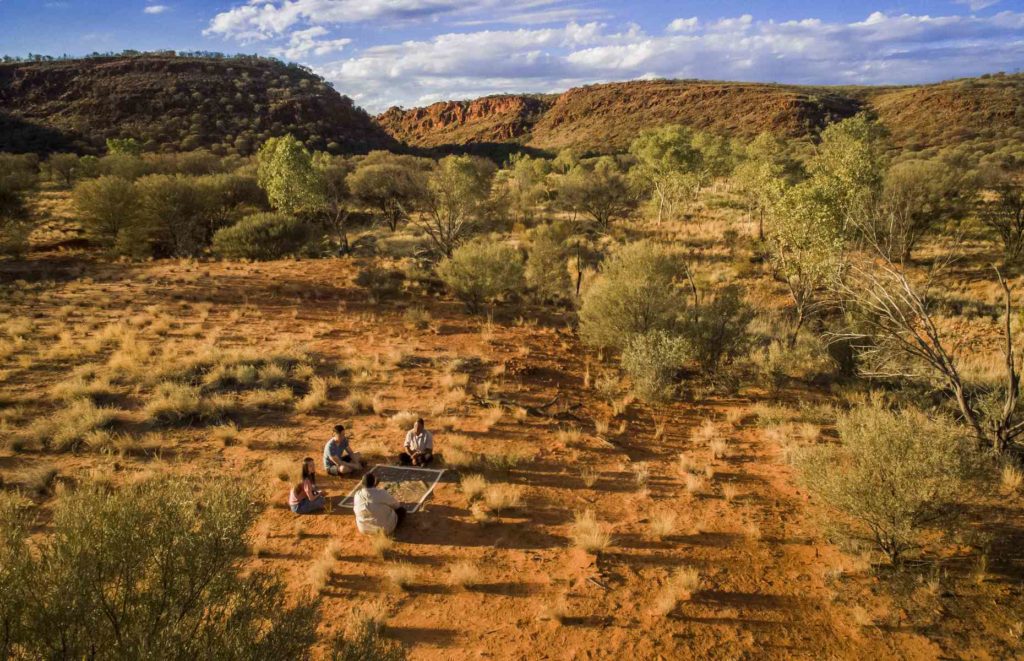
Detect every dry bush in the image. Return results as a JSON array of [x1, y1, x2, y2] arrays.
[[677, 453, 695, 475], [580, 466, 599, 488], [440, 371, 469, 391], [443, 442, 482, 470], [211, 423, 239, 447], [369, 531, 394, 558], [632, 462, 650, 489], [538, 598, 568, 624], [724, 408, 746, 427], [257, 363, 289, 388], [483, 484, 523, 512], [308, 555, 334, 594], [684, 473, 706, 496], [485, 449, 532, 473], [268, 458, 294, 484], [21, 464, 59, 496], [512, 406, 528, 421], [23, 398, 122, 452], [709, 438, 729, 460], [50, 372, 115, 402], [389, 410, 418, 430], [144, 382, 209, 424], [571, 509, 611, 554], [244, 387, 294, 410], [446, 561, 481, 589], [594, 417, 610, 437], [385, 563, 416, 591], [480, 405, 503, 431], [654, 566, 700, 615], [1001, 463, 1023, 494], [460, 474, 487, 501], [649, 509, 678, 540], [556, 426, 583, 445], [295, 376, 337, 414], [691, 419, 716, 445], [343, 390, 374, 414], [744, 521, 763, 541], [722, 483, 740, 503], [470, 501, 494, 524]]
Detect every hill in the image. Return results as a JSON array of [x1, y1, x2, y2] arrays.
[[376, 74, 1024, 157], [0, 54, 397, 155]]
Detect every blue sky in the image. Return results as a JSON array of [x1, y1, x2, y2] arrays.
[[2, 1, 1022, 111]]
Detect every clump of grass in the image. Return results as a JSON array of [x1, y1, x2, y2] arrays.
[[580, 466, 599, 488], [244, 387, 294, 410], [556, 426, 583, 445], [308, 554, 334, 594], [443, 442, 482, 470], [571, 509, 611, 554], [744, 520, 763, 541], [446, 561, 481, 589], [677, 452, 695, 475], [403, 306, 431, 329], [709, 438, 729, 460], [385, 563, 416, 591], [343, 390, 374, 414], [470, 502, 494, 524], [1001, 463, 1023, 493], [684, 473, 706, 496], [389, 410, 418, 430], [369, 531, 394, 558], [483, 484, 523, 512], [539, 598, 568, 624], [649, 509, 677, 540], [632, 462, 650, 490], [594, 417, 610, 437], [24, 398, 121, 452], [22, 465, 59, 497], [480, 405, 503, 431], [144, 382, 208, 424], [654, 566, 700, 615], [653, 418, 666, 441], [724, 408, 745, 427], [485, 449, 531, 473], [295, 376, 339, 414], [440, 371, 469, 390], [691, 419, 716, 445], [722, 483, 740, 503], [211, 422, 239, 447], [258, 363, 289, 388], [461, 474, 488, 501]]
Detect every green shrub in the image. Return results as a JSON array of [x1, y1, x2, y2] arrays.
[[679, 284, 754, 372], [621, 330, 689, 402], [136, 174, 218, 257], [74, 175, 141, 253], [578, 241, 685, 350], [355, 265, 406, 303], [796, 404, 976, 564], [526, 225, 570, 303], [437, 238, 525, 313], [0, 475, 318, 659], [212, 211, 312, 260]]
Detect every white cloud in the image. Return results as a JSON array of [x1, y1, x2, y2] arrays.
[[309, 10, 1024, 112], [144, 4, 169, 14], [269, 26, 352, 59], [953, 0, 1001, 10]]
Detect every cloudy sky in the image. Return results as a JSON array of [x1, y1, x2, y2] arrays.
[[2, 1, 1022, 112]]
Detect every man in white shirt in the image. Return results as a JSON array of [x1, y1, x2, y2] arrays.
[[399, 417, 434, 466], [353, 473, 406, 535]]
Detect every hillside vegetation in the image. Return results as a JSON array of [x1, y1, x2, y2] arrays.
[[0, 54, 396, 155]]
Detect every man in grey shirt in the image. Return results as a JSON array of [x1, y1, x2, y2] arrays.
[[399, 418, 434, 466], [323, 424, 365, 476]]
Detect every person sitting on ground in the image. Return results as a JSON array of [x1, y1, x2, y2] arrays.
[[399, 418, 434, 466], [353, 473, 406, 535], [289, 457, 325, 515], [323, 424, 365, 476]]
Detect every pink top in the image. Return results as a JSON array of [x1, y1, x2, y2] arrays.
[[288, 478, 317, 506]]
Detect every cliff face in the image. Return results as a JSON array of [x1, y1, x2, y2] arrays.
[[376, 95, 553, 148], [375, 74, 1024, 156], [0, 55, 397, 155], [376, 80, 862, 154]]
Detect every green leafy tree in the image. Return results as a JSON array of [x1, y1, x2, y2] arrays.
[[73, 175, 141, 253], [977, 169, 1024, 262], [106, 137, 143, 156], [46, 153, 80, 187], [417, 155, 496, 257], [135, 174, 218, 257], [679, 284, 755, 372], [437, 237, 525, 313], [256, 135, 326, 215], [557, 157, 634, 229], [578, 240, 685, 351], [313, 152, 354, 248], [807, 113, 886, 235], [525, 224, 570, 303], [503, 153, 552, 223], [347, 153, 427, 231], [733, 132, 797, 240], [0, 476, 318, 659], [629, 125, 702, 224], [621, 330, 689, 403]]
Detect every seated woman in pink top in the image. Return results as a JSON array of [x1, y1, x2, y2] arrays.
[[288, 457, 325, 514]]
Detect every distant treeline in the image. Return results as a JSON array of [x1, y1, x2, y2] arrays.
[[0, 50, 315, 73]]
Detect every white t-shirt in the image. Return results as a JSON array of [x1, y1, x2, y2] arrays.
[[405, 429, 434, 453], [354, 486, 400, 535]]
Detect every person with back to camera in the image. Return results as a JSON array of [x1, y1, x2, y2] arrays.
[[399, 417, 434, 466], [353, 473, 406, 535]]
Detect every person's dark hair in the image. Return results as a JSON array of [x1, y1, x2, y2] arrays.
[[416, 418, 425, 427], [333, 424, 344, 434], [301, 457, 316, 483], [363, 473, 376, 488]]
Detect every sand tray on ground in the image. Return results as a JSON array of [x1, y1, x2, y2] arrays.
[[338, 465, 445, 513]]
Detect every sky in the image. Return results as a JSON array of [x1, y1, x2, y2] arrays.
[[1, 0, 1023, 112]]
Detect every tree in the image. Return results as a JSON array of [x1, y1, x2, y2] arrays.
[[256, 135, 326, 215], [135, 174, 217, 257], [977, 169, 1024, 263], [797, 403, 975, 564], [437, 237, 525, 313], [417, 155, 496, 258], [629, 125, 703, 224], [859, 158, 972, 263], [557, 157, 634, 230], [313, 152, 354, 248], [503, 153, 551, 224], [831, 257, 1024, 454], [212, 211, 313, 260], [347, 153, 427, 231], [621, 330, 690, 403], [679, 284, 754, 372], [578, 241, 686, 351], [766, 182, 845, 346], [106, 137, 143, 156], [733, 132, 796, 240], [0, 476, 318, 659], [46, 153, 80, 187], [0, 158, 37, 257]]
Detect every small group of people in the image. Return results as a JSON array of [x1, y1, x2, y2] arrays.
[[286, 418, 437, 535]]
